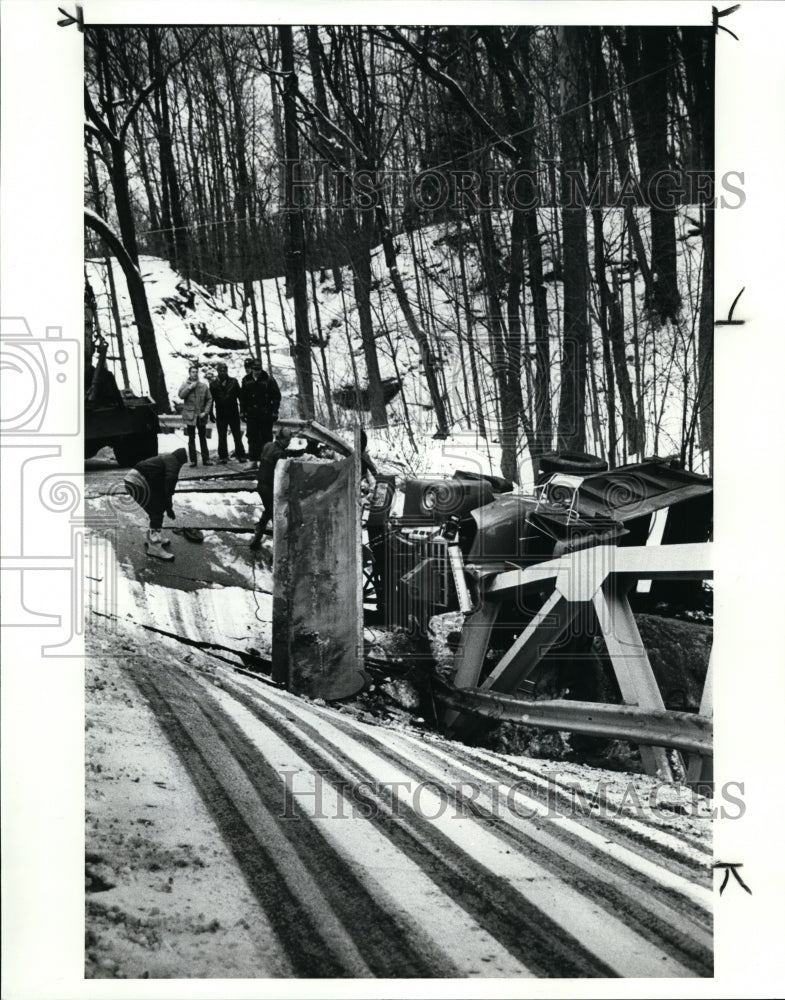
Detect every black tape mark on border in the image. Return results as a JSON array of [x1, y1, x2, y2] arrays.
[[713, 4, 741, 41], [57, 5, 84, 31], [715, 287, 745, 326], [713, 861, 752, 895]]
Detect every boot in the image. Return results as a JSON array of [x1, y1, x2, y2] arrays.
[[145, 531, 174, 561], [249, 524, 265, 551]]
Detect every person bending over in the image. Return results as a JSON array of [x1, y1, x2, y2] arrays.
[[249, 427, 292, 550], [123, 448, 188, 560]]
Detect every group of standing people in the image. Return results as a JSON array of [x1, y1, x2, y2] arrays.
[[127, 355, 285, 560], [177, 357, 281, 469], [126, 361, 375, 561]]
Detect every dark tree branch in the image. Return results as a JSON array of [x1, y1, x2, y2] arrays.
[[384, 26, 519, 162]]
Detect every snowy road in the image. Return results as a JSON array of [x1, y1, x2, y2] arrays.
[[130, 659, 713, 978], [85, 454, 714, 979]]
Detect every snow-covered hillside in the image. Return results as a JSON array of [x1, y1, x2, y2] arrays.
[[86, 212, 708, 486]]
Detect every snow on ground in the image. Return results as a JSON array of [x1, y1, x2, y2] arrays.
[[114, 545, 273, 656], [88, 211, 711, 486], [86, 256, 300, 416], [85, 630, 293, 978], [86, 449, 275, 656]]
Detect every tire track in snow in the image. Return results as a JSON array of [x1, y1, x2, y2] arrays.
[[214, 672, 710, 977], [130, 663, 367, 977], [216, 676, 614, 977], [197, 679, 536, 978], [251, 676, 712, 898], [439, 740, 714, 883], [345, 722, 713, 972], [129, 658, 712, 978]]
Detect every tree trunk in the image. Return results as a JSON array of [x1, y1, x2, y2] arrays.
[[478, 202, 519, 482], [86, 146, 131, 391], [129, 115, 162, 255], [592, 32, 656, 314], [310, 269, 337, 427], [678, 27, 714, 463], [106, 135, 142, 268], [557, 27, 589, 452], [696, 209, 713, 458], [305, 27, 344, 292], [591, 208, 617, 467], [613, 28, 681, 323], [558, 208, 589, 452], [506, 208, 534, 457], [84, 209, 170, 412], [280, 25, 315, 419], [378, 222, 449, 436], [176, 33, 208, 284], [481, 26, 550, 457], [456, 221, 487, 440], [104, 258, 131, 391], [445, 234, 473, 430], [608, 267, 639, 454], [350, 210, 388, 427], [150, 28, 190, 279]]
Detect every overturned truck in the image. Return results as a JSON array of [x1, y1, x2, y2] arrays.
[[270, 431, 712, 784], [362, 453, 713, 783]]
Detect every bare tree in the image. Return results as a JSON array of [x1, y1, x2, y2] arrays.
[[279, 25, 315, 418]]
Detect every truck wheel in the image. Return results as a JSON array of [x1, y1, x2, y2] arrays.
[[113, 432, 158, 467]]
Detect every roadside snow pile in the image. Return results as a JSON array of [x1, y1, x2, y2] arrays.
[[117, 572, 273, 659]]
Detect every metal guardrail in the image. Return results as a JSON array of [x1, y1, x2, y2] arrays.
[[436, 684, 713, 757]]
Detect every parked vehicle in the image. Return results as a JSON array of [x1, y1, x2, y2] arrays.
[[84, 341, 159, 466]]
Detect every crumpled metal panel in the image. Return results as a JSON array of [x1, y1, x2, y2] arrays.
[[272, 454, 365, 700], [573, 459, 712, 522]]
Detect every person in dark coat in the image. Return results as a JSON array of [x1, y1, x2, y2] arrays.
[[240, 360, 282, 469], [123, 448, 188, 555], [249, 427, 292, 550], [240, 357, 258, 460], [210, 362, 246, 464]]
